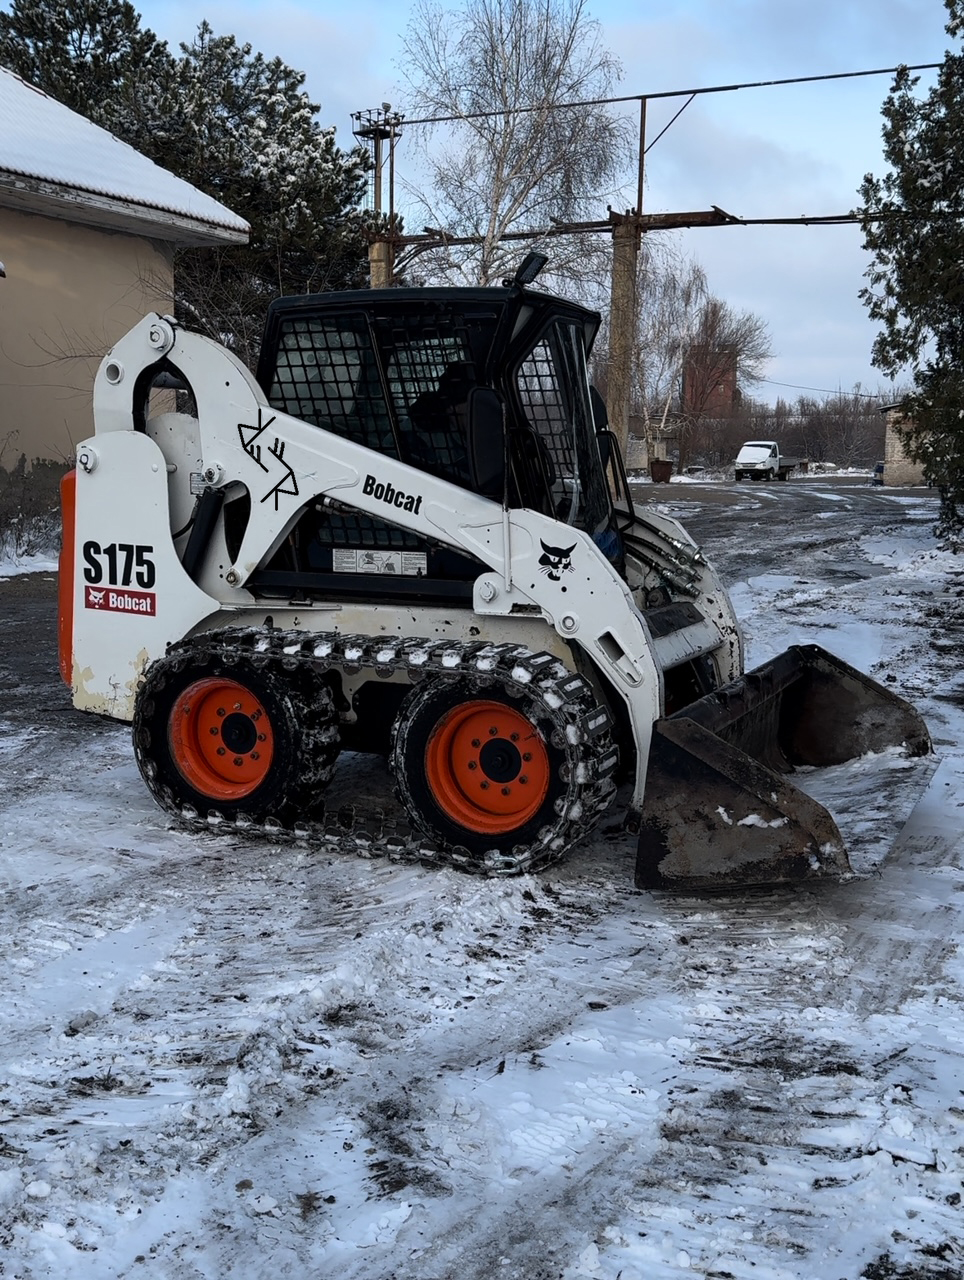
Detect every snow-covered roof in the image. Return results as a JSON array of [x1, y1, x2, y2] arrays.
[[0, 67, 249, 247]]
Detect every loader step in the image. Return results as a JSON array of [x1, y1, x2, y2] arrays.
[[644, 602, 727, 673], [643, 601, 704, 638]]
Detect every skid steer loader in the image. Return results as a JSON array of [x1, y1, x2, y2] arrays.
[[58, 258, 930, 889]]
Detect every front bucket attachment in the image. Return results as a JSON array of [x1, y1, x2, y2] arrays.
[[636, 644, 931, 892]]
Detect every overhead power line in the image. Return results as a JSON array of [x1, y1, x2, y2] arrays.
[[402, 63, 942, 128], [759, 378, 885, 399]]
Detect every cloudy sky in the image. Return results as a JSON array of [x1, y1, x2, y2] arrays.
[[136, 0, 952, 401]]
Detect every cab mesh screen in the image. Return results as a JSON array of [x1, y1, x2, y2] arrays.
[[267, 314, 397, 457]]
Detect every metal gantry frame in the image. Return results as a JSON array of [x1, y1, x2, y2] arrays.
[[353, 61, 943, 456]]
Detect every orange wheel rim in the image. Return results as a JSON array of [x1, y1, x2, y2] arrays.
[[425, 700, 550, 835], [169, 678, 274, 801]]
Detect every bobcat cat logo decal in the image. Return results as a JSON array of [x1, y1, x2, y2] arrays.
[[539, 539, 576, 582]]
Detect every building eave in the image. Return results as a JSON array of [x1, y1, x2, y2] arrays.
[[0, 172, 249, 247]]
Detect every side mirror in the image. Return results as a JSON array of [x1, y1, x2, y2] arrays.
[[590, 386, 614, 468], [589, 385, 609, 432], [467, 386, 506, 501]]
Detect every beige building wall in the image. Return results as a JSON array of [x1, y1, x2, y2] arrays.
[[883, 408, 926, 486], [0, 206, 174, 464]]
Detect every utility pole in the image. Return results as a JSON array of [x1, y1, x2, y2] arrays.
[[351, 105, 404, 287], [607, 213, 641, 465], [606, 98, 646, 467], [360, 61, 931, 433]]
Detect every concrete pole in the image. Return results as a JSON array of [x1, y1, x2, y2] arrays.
[[607, 216, 639, 465], [369, 239, 393, 288], [368, 132, 393, 288], [606, 97, 646, 468]]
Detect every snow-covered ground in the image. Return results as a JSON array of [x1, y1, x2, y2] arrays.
[[0, 553, 58, 579], [1, 482, 962, 1279]]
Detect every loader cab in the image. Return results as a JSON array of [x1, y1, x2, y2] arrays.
[[246, 283, 620, 602]]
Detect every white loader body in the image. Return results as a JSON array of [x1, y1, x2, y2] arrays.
[[67, 315, 741, 817]]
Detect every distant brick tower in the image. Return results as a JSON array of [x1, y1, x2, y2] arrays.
[[681, 342, 741, 418], [880, 404, 926, 485]]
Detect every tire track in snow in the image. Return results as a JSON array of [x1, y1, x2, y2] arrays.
[[3, 494, 961, 1276], [368, 879, 963, 1280]]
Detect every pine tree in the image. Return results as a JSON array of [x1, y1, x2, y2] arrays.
[[0, 3, 373, 366], [859, 0, 964, 538], [0, 0, 172, 141], [147, 22, 372, 364]]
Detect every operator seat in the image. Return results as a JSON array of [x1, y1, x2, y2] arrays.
[[405, 362, 475, 486]]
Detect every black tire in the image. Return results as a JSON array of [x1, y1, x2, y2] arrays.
[[133, 642, 339, 825], [390, 676, 575, 857]]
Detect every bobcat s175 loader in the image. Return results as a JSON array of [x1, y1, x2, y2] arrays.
[[58, 259, 931, 890]]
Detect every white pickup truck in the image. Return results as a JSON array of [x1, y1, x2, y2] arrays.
[[733, 440, 805, 482]]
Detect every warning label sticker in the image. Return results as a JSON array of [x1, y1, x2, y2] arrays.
[[332, 550, 427, 577], [84, 585, 157, 616]]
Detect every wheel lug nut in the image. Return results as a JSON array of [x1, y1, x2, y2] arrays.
[[471, 738, 481, 748], [216, 747, 226, 756], [217, 708, 226, 717], [233, 757, 243, 767], [251, 751, 260, 761], [523, 752, 532, 761], [468, 761, 477, 770], [501, 786, 511, 796], [209, 727, 219, 735], [234, 702, 242, 711], [488, 726, 498, 735], [257, 733, 266, 742], [520, 775, 528, 784], [510, 732, 520, 741], [480, 781, 490, 790]]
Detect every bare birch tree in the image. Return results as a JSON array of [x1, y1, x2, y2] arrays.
[[631, 250, 709, 439], [399, 0, 628, 287]]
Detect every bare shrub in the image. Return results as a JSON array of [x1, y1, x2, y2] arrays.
[[0, 454, 69, 560]]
